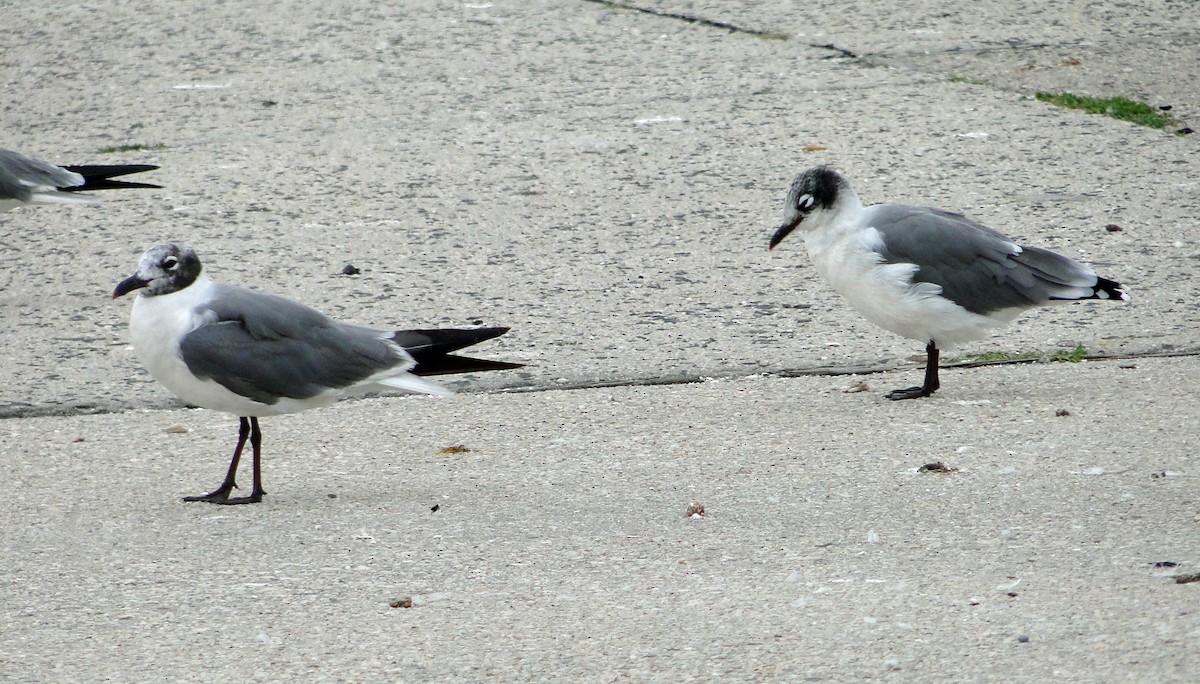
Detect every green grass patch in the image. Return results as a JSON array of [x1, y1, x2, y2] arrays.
[[1049, 343, 1088, 363], [1035, 92, 1174, 129], [96, 143, 166, 154], [954, 344, 1088, 365], [959, 350, 1041, 364]]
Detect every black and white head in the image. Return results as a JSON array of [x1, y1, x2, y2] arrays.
[[112, 243, 203, 298], [768, 166, 853, 250]]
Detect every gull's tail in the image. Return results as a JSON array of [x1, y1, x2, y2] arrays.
[[1010, 246, 1130, 303], [391, 327, 525, 376]]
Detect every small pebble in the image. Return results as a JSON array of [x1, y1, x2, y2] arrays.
[[1055, 408, 1070, 417], [1104, 223, 1122, 232], [389, 597, 413, 608], [341, 264, 361, 276], [686, 501, 705, 518], [1017, 634, 1029, 643]]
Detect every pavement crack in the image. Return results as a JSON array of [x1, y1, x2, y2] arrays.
[[582, 2, 867, 62], [3, 348, 1196, 420], [814, 43, 858, 59], [498, 346, 1200, 395], [583, 1, 788, 40]]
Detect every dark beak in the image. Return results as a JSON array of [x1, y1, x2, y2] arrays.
[[112, 274, 149, 299], [768, 218, 800, 251]]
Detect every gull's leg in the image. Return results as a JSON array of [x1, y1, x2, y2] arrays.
[[886, 341, 940, 400], [217, 417, 266, 505], [184, 417, 250, 502]]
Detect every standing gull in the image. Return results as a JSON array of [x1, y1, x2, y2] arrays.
[[113, 243, 523, 504], [768, 166, 1128, 400], [0, 147, 160, 211]]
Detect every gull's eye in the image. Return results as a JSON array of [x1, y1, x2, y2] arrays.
[[796, 193, 815, 211], [163, 256, 179, 270]]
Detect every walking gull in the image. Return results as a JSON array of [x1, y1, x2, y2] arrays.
[[768, 166, 1129, 400], [113, 243, 522, 504], [0, 148, 160, 211]]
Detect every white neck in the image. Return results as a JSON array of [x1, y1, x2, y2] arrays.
[[803, 190, 866, 255]]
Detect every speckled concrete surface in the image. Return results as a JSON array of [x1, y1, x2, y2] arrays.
[[2, 360, 1197, 681], [1, 1, 1197, 681], [1, 0, 1196, 416]]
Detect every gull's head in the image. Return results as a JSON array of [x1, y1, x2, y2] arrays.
[[112, 243, 202, 299], [768, 166, 849, 250]]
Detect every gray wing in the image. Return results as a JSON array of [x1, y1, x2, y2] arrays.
[[179, 284, 409, 404], [868, 204, 1101, 315], [0, 149, 82, 201]]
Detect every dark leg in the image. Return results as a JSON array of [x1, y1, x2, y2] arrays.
[[886, 341, 940, 400], [216, 417, 266, 505], [184, 417, 250, 502]]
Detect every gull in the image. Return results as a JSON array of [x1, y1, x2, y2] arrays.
[[768, 166, 1129, 400], [0, 147, 160, 211], [112, 243, 523, 504]]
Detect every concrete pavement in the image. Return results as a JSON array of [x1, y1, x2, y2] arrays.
[[1, 1, 1197, 680]]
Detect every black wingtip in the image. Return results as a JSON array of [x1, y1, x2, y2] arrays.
[[411, 355, 525, 377], [392, 327, 511, 355], [393, 327, 521, 377], [1094, 276, 1130, 302], [62, 164, 162, 191]]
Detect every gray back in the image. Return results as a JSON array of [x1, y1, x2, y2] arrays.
[[0, 149, 80, 200], [179, 284, 404, 404], [871, 204, 1097, 315]]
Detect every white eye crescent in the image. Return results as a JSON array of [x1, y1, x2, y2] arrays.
[[163, 256, 179, 270], [797, 193, 815, 210]]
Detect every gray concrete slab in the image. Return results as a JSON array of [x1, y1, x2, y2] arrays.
[[2, 358, 1198, 681], [1, 0, 1196, 415], [1, 0, 1197, 680], [656, 0, 1200, 121]]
